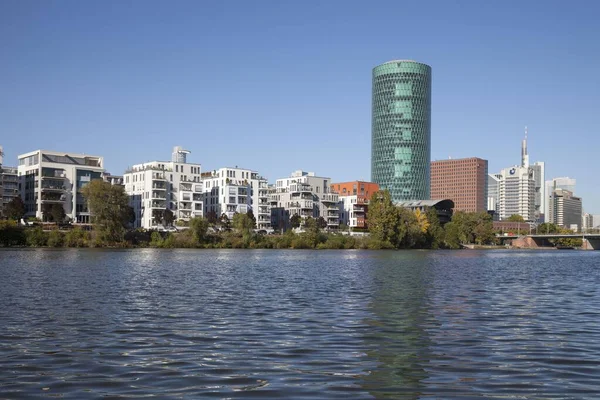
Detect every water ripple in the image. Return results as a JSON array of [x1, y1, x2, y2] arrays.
[[0, 249, 599, 398]]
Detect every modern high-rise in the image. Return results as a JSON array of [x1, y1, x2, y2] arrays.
[[487, 173, 501, 217], [371, 60, 431, 202], [531, 161, 545, 221], [497, 129, 544, 222], [124, 147, 203, 229], [18, 150, 105, 223], [430, 157, 488, 212], [545, 177, 576, 218], [548, 189, 582, 231]]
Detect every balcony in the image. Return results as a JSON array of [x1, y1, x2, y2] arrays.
[[152, 173, 167, 181], [179, 203, 192, 210], [41, 184, 66, 192], [180, 183, 193, 191], [151, 192, 167, 200], [152, 184, 167, 190], [150, 201, 166, 209], [290, 183, 312, 193], [41, 194, 66, 203], [353, 206, 366, 213], [41, 172, 66, 179], [321, 193, 338, 203]]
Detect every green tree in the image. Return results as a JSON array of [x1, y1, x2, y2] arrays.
[[443, 221, 462, 249], [164, 208, 174, 227], [246, 210, 257, 229], [367, 190, 402, 247], [317, 216, 328, 230], [5, 197, 25, 221], [232, 213, 254, 236], [537, 222, 559, 234], [424, 207, 445, 249], [81, 179, 130, 243], [290, 214, 301, 229], [50, 203, 66, 224], [123, 206, 136, 227], [507, 214, 525, 222], [189, 216, 209, 244], [205, 210, 218, 225]]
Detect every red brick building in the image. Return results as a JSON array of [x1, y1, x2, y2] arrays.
[[430, 157, 488, 212]]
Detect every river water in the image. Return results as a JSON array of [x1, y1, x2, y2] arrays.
[[0, 249, 599, 399]]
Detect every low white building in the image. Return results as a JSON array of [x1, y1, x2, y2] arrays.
[[269, 170, 339, 231], [124, 147, 203, 229], [202, 167, 270, 230], [18, 150, 105, 223]]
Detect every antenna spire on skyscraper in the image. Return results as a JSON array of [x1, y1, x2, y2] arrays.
[[521, 126, 529, 168]]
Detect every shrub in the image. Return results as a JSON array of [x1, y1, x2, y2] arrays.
[[47, 230, 64, 247], [0, 220, 26, 247], [25, 227, 48, 247], [64, 228, 89, 247]]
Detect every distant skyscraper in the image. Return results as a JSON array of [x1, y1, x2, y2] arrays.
[[172, 146, 190, 163], [544, 177, 576, 218], [371, 60, 431, 202], [531, 161, 545, 221], [487, 173, 501, 217], [430, 157, 488, 212], [497, 128, 543, 221], [548, 188, 582, 231]]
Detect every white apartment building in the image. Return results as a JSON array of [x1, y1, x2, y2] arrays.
[[338, 195, 369, 229], [17, 150, 105, 223], [124, 147, 203, 229], [202, 167, 270, 230], [269, 170, 339, 231]]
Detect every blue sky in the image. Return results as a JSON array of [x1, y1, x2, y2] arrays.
[[1, 0, 599, 213]]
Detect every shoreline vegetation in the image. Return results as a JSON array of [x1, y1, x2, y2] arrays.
[[0, 184, 584, 250]]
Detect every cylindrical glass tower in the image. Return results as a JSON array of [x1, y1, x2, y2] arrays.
[[371, 60, 431, 202]]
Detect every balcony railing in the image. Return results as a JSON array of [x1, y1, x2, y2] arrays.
[[321, 193, 339, 203], [290, 184, 312, 193]]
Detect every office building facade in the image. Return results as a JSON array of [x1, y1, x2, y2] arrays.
[[371, 60, 431, 202], [548, 188, 582, 231], [430, 157, 488, 212]]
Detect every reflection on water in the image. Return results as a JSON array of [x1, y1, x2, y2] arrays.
[[0, 249, 599, 399], [360, 252, 435, 399]]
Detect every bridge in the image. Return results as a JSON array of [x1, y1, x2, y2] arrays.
[[497, 234, 600, 250]]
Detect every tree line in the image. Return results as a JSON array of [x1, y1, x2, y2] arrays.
[[1, 185, 581, 249]]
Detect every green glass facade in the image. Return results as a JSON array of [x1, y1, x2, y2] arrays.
[[371, 60, 431, 202]]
